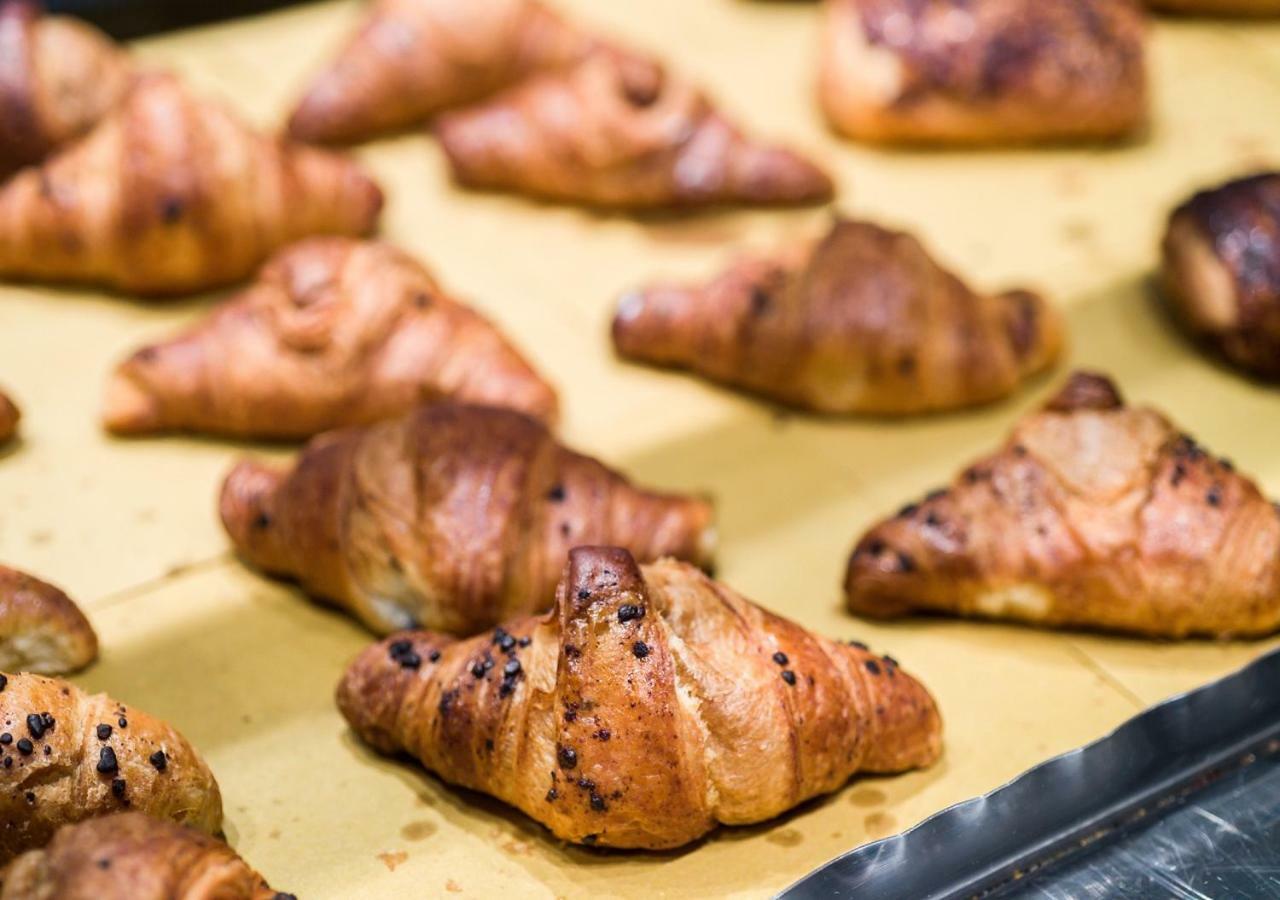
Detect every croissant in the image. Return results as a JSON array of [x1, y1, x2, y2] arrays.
[[0, 566, 96, 674], [287, 0, 594, 144], [220, 404, 716, 636], [0, 73, 383, 297], [103, 238, 558, 439], [338, 546, 942, 850], [819, 0, 1148, 144], [613, 219, 1062, 414], [0, 0, 130, 181], [436, 49, 834, 209], [1161, 172, 1280, 379], [0, 390, 16, 446], [846, 371, 1280, 638], [0, 673, 222, 862], [0, 813, 287, 900]]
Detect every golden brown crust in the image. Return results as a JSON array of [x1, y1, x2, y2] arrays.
[[287, 0, 594, 144], [820, 0, 1148, 144], [0, 813, 283, 900], [103, 238, 558, 438], [0, 673, 222, 863], [0, 566, 96, 675], [613, 219, 1062, 414], [437, 49, 834, 209], [845, 371, 1280, 638], [337, 546, 941, 850], [220, 405, 716, 636], [1161, 172, 1280, 378], [0, 1, 130, 181], [0, 72, 383, 296], [0, 391, 16, 446]]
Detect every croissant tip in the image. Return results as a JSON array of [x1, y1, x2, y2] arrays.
[[219, 460, 285, 563], [564, 546, 645, 612], [101, 370, 160, 434], [1045, 371, 1124, 413]]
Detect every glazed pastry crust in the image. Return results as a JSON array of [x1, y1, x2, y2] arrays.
[[0, 813, 282, 900], [820, 0, 1148, 144], [613, 219, 1062, 414], [1161, 172, 1280, 378], [338, 547, 941, 850], [220, 404, 716, 636], [0, 673, 222, 863], [103, 238, 558, 438], [0, 73, 383, 296], [846, 372, 1280, 638], [437, 49, 833, 209], [0, 392, 16, 446], [0, 567, 96, 674]]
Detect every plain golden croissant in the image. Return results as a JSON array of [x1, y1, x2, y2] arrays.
[[0, 390, 16, 446], [613, 218, 1062, 414], [220, 404, 716, 636], [819, 0, 1148, 145], [0, 0, 131, 181], [1161, 172, 1280, 379], [103, 238, 558, 439], [846, 371, 1280, 638], [287, 0, 594, 144], [338, 546, 942, 850], [0, 673, 222, 863], [0, 566, 96, 674], [436, 49, 834, 209], [0, 72, 383, 297], [0, 813, 288, 900]]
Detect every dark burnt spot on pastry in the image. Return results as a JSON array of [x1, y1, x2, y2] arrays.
[[1013, 445, 1027, 458], [865, 660, 882, 676], [561, 522, 572, 538], [545, 787, 558, 802], [632, 641, 650, 659], [896, 552, 916, 573], [590, 793, 607, 812], [897, 354, 916, 377], [924, 511, 943, 528], [864, 539, 885, 557], [160, 197, 185, 224], [429, 649, 442, 663], [252, 512, 272, 530], [150, 750, 167, 771], [42, 745, 49, 755], [547, 484, 566, 503], [750, 285, 772, 316], [97, 858, 110, 870], [16, 739, 32, 755], [483, 739, 493, 752], [564, 644, 581, 659], [772, 651, 789, 666], [617, 604, 644, 623], [438, 688, 459, 716], [848, 639, 868, 650], [1207, 486, 1223, 507], [557, 745, 577, 770], [413, 292, 431, 310], [96, 724, 112, 740], [780, 670, 797, 686], [593, 729, 611, 742], [563, 708, 577, 723]]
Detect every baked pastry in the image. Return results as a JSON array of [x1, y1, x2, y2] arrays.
[[0, 673, 222, 863], [613, 218, 1062, 414], [287, 0, 594, 144], [1162, 172, 1280, 378], [437, 49, 834, 209], [220, 404, 716, 636], [0, 0, 131, 181], [819, 0, 1148, 144], [0, 390, 16, 446], [338, 546, 942, 850], [103, 238, 558, 438], [0, 813, 287, 900], [0, 73, 383, 296], [1147, 0, 1280, 13], [846, 371, 1280, 638], [0, 566, 96, 674]]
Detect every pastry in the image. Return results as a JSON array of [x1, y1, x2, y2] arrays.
[[0, 391, 16, 446], [0, 566, 96, 674]]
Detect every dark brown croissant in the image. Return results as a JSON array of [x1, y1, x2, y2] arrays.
[[0, 673, 222, 863], [820, 0, 1148, 144], [103, 238, 558, 438], [437, 49, 834, 209], [0, 0, 131, 181], [0, 73, 383, 296], [0, 390, 16, 446], [0, 813, 286, 900], [613, 218, 1062, 414], [0, 566, 96, 674], [220, 404, 716, 636], [1161, 172, 1280, 379], [846, 371, 1280, 638], [338, 546, 942, 850], [287, 0, 594, 144]]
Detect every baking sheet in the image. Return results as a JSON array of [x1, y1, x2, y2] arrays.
[[2, 2, 1280, 897]]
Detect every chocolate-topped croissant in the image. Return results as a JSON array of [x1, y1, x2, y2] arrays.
[[0, 673, 222, 863], [220, 404, 715, 636], [0, 566, 96, 674], [0, 73, 383, 296], [338, 546, 942, 850], [0, 813, 285, 900], [820, 0, 1148, 144], [0, 390, 16, 446], [287, 0, 595, 144], [613, 219, 1062, 414], [1161, 172, 1280, 379], [0, 0, 131, 181], [103, 238, 557, 438], [846, 371, 1280, 638], [437, 49, 834, 209]]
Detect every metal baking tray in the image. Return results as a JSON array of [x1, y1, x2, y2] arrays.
[[47, 0, 306, 37], [780, 645, 1280, 899]]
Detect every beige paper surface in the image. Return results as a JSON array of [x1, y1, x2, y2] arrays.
[[1, 2, 1279, 896]]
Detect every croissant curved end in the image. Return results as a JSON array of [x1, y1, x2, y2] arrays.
[[219, 460, 287, 573], [101, 367, 161, 435]]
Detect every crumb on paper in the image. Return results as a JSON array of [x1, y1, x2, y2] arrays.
[[377, 850, 409, 872], [446, 879, 462, 893]]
